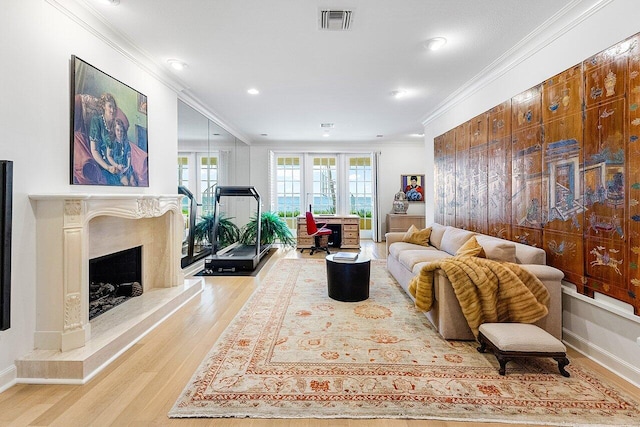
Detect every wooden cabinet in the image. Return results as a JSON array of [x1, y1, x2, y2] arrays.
[[386, 214, 425, 233], [297, 215, 360, 249]]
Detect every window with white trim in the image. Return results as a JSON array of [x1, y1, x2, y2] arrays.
[[311, 156, 337, 214], [199, 155, 218, 214], [275, 156, 302, 229], [347, 156, 372, 231], [271, 152, 375, 238]]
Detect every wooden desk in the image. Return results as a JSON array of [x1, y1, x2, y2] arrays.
[[297, 215, 360, 249], [386, 213, 425, 233]]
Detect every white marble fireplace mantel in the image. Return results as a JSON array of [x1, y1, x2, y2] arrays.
[[28, 193, 185, 352]]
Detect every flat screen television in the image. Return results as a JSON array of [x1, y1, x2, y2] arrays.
[[1, 160, 12, 331]]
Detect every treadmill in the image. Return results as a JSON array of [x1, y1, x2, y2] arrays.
[[204, 186, 269, 272]]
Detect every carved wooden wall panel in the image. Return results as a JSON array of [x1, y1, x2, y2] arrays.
[[468, 113, 488, 234], [487, 101, 512, 239], [583, 38, 628, 301], [541, 65, 586, 286], [434, 134, 445, 225], [511, 86, 543, 248], [443, 130, 456, 226], [542, 112, 585, 286], [542, 64, 583, 121], [432, 33, 640, 314], [542, 112, 584, 234], [434, 134, 444, 224], [512, 86, 542, 132], [628, 35, 640, 301], [511, 126, 544, 228], [455, 123, 470, 229]]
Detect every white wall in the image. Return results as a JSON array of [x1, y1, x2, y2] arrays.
[[249, 140, 426, 240], [0, 0, 179, 392], [423, 0, 640, 386]]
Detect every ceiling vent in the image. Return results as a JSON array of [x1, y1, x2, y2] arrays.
[[319, 9, 354, 31]]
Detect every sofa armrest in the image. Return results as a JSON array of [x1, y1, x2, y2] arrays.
[[518, 264, 564, 340], [431, 263, 564, 341], [518, 264, 564, 282], [385, 232, 405, 254]]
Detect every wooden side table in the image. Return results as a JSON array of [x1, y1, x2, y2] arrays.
[[386, 214, 425, 233], [325, 254, 370, 302]]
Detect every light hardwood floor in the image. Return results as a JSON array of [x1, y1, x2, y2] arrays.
[[1, 240, 638, 426]]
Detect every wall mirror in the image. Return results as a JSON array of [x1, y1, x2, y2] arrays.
[[177, 100, 250, 267]]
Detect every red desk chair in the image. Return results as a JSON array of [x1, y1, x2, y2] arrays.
[[301, 211, 332, 255]]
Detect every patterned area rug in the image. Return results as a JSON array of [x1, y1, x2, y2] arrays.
[[169, 258, 640, 424]]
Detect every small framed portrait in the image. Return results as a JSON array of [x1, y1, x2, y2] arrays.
[[401, 174, 425, 202]]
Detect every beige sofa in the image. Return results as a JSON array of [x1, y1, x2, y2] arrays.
[[386, 223, 564, 341]]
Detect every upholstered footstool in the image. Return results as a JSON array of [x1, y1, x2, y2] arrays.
[[477, 323, 570, 377]]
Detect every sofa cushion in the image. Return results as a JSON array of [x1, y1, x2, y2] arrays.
[[429, 223, 447, 250], [456, 236, 486, 257], [411, 254, 454, 273], [475, 235, 517, 263], [440, 227, 476, 255], [399, 250, 451, 271], [402, 225, 432, 246], [389, 242, 438, 259]]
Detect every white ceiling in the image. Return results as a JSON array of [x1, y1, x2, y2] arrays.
[[78, 0, 589, 145]]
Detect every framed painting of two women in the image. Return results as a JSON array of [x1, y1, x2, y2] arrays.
[[70, 55, 148, 187]]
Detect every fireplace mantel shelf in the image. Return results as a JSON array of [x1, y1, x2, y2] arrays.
[[29, 193, 177, 199], [29, 193, 183, 222]]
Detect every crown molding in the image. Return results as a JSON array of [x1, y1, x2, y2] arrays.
[[46, 0, 189, 93], [421, 0, 613, 127], [177, 91, 254, 146], [45, 0, 253, 145]]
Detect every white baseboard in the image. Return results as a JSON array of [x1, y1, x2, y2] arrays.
[[0, 364, 17, 394], [563, 328, 640, 389]]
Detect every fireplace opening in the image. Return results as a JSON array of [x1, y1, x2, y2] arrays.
[[89, 246, 142, 320]]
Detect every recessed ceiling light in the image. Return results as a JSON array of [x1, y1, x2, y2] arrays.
[[98, 0, 119, 5], [247, 88, 260, 95], [390, 90, 407, 99], [323, 132, 330, 137], [411, 133, 425, 137], [425, 37, 447, 51], [376, 134, 384, 138], [260, 133, 268, 137], [167, 59, 187, 70]]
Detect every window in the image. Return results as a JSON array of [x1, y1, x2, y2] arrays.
[[177, 156, 190, 213], [348, 156, 372, 231], [275, 156, 302, 229], [311, 157, 337, 214], [271, 152, 376, 238], [177, 156, 189, 188], [200, 156, 218, 214]]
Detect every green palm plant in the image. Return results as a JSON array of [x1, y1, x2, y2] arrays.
[[193, 213, 240, 249], [240, 211, 296, 247]]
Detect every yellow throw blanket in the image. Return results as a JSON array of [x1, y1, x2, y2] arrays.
[[408, 256, 549, 337]]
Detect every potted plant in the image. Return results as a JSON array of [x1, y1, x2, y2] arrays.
[[193, 213, 240, 249], [240, 211, 296, 248]]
